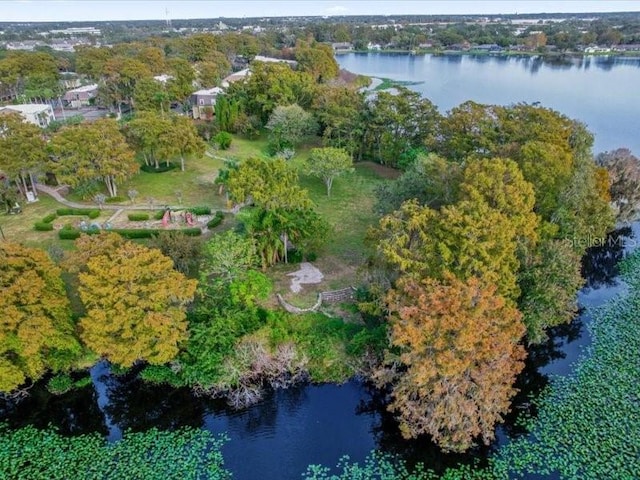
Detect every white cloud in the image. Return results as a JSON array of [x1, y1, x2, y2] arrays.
[[325, 5, 348, 15]]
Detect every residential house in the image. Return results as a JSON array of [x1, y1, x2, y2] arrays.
[[0, 104, 55, 128], [367, 42, 382, 51], [253, 55, 298, 67], [221, 68, 251, 88], [614, 44, 640, 52], [63, 84, 98, 108], [190, 87, 223, 120]]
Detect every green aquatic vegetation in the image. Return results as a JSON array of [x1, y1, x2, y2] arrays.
[[491, 249, 640, 479], [0, 425, 230, 480]]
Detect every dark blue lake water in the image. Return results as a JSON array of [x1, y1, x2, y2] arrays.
[[337, 52, 640, 156]]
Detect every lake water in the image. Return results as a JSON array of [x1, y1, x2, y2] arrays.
[[337, 52, 640, 156], [3, 54, 640, 479]]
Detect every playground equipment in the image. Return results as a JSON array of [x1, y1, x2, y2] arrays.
[[185, 211, 195, 226], [162, 209, 171, 227]]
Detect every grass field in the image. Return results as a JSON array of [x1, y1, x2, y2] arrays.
[[3, 133, 395, 304]]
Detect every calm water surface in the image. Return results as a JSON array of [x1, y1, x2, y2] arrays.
[[337, 52, 640, 155]]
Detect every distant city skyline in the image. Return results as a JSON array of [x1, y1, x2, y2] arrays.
[[2, 0, 640, 23]]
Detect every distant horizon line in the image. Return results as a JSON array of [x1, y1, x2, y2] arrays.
[[2, 11, 639, 24]]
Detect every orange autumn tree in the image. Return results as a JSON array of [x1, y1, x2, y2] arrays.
[[76, 235, 197, 367], [378, 274, 526, 452], [0, 242, 81, 392]]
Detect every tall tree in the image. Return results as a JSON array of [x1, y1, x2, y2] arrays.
[[50, 118, 138, 197], [373, 199, 520, 300], [166, 115, 206, 171], [0, 112, 47, 200], [303, 147, 354, 197], [379, 275, 526, 452], [596, 148, 640, 223], [460, 158, 540, 248], [295, 41, 339, 82], [518, 239, 584, 343], [265, 104, 317, 153], [374, 153, 462, 214], [125, 111, 173, 168], [76, 235, 197, 367], [0, 243, 81, 393], [195, 52, 231, 88]]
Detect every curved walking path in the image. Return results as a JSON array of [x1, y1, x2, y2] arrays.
[[36, 184, 165, 211], [36, 183, 233, 214]]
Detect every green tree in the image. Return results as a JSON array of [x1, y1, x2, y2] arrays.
[[0, 112, 47, 200], [227, 62, 316, 123], [166, 114, 206, 171], [460, 158, 540, 248], [148, 231, 203, 276], [195, 53, 231, 87], [295, 41, 339, 82], [265, 104, 317, 153], [125, 110, 173, 168], [596, 148, 640, 223], [0, 242, 81, 393], [50, 118, 138, 197], [374, 153, 462, 214], [360, 88, 440, 166], [373, 199, 520, 300], [76, 235, 197, 367], [518, 239, 584, 343], [303, 147, 354, 197], [379, 274, 526, 452], [311, 85, 365, 155], [133, 77, 170, 115]]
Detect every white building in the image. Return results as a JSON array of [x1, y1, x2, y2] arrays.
[[0, 104, 55, 128]]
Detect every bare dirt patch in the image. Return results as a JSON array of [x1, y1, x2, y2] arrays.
[[358, 161, 401, 179]]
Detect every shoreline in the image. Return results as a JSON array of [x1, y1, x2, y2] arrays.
[[336, 49, 640, 60]]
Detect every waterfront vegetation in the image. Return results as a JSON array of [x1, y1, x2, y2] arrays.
[[1, 24, 639, 479], [0, 425, 230, 480]]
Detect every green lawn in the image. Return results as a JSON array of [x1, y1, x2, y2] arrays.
[[0, 195, 112, 250]]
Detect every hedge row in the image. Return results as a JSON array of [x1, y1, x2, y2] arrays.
[[41, 213, 58, 223], [189, 206, 212, 215], [127, 213, 150, 221], [34, 222, 54, 231], [207, 211, 225, 229], [56, 208, 100, 219], [59, 227, 202, 240]]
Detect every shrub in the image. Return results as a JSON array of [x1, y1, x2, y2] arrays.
[[59, 228, 82, 240], [189, 206, 211, 215], [56, 208, 100, 219], [105, 196, 126, 204], [41, 213, 57, 224], [140, 162, 178, 173], [206, 211, 225, 229], [47, 374, 74, 395], [306, 252, 318, 262], [59, 226, 202, 240], [213, 131, 233, 150], [127, 213, 150, 221], [153, 210, 166, 220], [34, 222, 54, 231], [288, 249, 304, 264]]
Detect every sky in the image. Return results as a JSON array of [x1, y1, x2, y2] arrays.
[[2, 0, 640, 22]]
